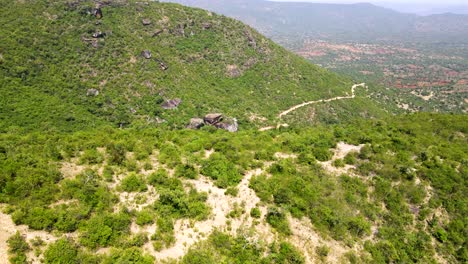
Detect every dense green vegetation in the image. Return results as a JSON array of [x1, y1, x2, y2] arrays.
[[0, 0, 466, 263], [0, 0, 385, 133], [1, 113, 466, 262]]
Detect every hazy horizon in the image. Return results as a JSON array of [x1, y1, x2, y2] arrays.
[[270, 0, 468, 15]]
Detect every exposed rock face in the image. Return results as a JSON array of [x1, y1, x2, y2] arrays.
[[187, 118, 205, 129], [204, 113, 223, 125], [86, 88, 99, 96], [142, 19, 151, 26], [141, 50, 152, 59], [161, 98, 182, 109], [226, 65, 241, 78]]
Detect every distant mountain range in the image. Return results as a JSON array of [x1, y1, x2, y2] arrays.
[[163, 0, 468, 44]]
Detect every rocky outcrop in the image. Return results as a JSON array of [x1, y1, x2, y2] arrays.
[[204, 113, 223, 125], [161, 98, 182, 109], [141, 50, 152, 59], [86, 88, 99, 96], [187, 118, 205, 129], [188, 114, 238, 132], [215, 117, 238, 132]]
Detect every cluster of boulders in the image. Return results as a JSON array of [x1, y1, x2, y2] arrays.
[[188, 114, 238, 132]]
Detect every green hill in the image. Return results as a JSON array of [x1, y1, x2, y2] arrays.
[[0, 0, 389, 132], [0, 1, 466, 264]]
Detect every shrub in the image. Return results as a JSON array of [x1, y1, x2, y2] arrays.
[[136, 209, 155, 226], [201, 153, 242, 188], [250, 207, 261, 218], [44, 238, 78, 264], [225, 187, 239, 197], [120, 173, 147, 192], [175, 164, 198, 179], [79, 149, 104, 164], [7, 231, 30, 255], [266, 207, 291, 235]]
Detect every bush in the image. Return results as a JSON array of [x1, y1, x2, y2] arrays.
[[104, 248, 154, 264], [201, 153, 242, 188], [136, 209, 155, 226], [79, 149, 103, 165], [44, 238, 78, 264], [120, 173, 147, 192], [7, 232, 30, 257], [175, 164, 198, 179], [250, 207, 261, 218], [225, 187, 239, 197], [266, 207, 291, 235]]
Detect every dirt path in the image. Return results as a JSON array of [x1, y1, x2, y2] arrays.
[[278, 83, 366, 118]]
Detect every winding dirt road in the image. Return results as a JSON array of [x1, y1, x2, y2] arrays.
[[278, 83, 366, 118]]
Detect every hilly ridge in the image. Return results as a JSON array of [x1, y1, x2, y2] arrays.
[[0, 0, 388, 132]]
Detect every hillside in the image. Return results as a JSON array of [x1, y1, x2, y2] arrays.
[[164, 0, 468, 114], [1, 114, 466, 263], [0, 1, 466, 264], [0, 0, 392, 133]]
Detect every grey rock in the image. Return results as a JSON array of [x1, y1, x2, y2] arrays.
[[86, 88, 99, 96], [204, 113, 223, 125], [161, 98, 182, 109], [215, 118, 238, 132], [141, 50, 152, 59], [142, 19, 151, 26], [187, 118, 205, 129]]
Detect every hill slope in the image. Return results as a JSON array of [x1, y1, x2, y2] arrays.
[[0, 0, 389, 132]]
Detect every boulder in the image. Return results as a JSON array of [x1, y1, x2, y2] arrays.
[[215, 118, 238, 132], [142, 19, 151, 26], [141, 50, 152, 59], [86, 88, 99, 96], [161, 98, 182, 109], [204, 113, 223, 125], [187, 118, 205, 129]]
